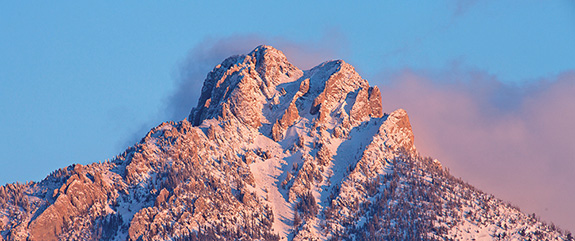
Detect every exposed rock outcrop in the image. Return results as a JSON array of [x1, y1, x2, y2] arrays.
[[0, 45, 569, 241], [188, 45, 303, 128]]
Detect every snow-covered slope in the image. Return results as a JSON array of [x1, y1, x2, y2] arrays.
[[0, 45, 571, 241]]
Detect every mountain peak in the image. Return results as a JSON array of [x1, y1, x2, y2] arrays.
[[248, 44, 302, 87], [188, 46, 384, 141], [249, 44, 285, 58], [188, 45, 303, 127], [2, 45, 568, 241]]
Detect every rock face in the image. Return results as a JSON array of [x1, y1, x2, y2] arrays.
[[0, 45, 571, 240], [188, 45, 303, 128], [28, 165, 111, 241]]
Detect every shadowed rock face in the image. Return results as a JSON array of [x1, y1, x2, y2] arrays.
[[350, 86, 383, 124], [0, 45, 569, 241]]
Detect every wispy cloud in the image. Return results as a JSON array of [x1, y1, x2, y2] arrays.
[[378, 66, 575, 231]]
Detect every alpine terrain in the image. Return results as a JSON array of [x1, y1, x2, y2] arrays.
[[0, 45, 572, 240]]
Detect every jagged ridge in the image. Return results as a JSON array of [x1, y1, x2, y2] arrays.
[[0, 45, 571, 241]]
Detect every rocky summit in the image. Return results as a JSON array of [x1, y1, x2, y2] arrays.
[[0, 45, 571, 240]]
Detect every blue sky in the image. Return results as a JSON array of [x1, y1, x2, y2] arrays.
[[1, 0, 574, 231]]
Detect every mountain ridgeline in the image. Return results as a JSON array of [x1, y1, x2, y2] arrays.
[[0, 45, 571, 240]]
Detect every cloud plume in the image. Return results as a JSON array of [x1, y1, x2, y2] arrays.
[[121, 33, 348, 151], [165, 33, 348, 121], [379, 67, 575, 231]]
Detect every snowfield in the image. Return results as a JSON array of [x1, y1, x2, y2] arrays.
[[0, 45, 571, 241]]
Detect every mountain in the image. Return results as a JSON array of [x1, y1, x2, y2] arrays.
[[0, 45, 571, 241]]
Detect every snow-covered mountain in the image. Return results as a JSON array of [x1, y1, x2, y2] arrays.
[[0, 45, 571, 240]]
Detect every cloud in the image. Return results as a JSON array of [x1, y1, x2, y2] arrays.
[[164, 32, 348, 121], [378, 67, 575, 231]]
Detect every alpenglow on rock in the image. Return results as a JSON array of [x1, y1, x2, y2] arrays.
[[0, 45, 571, 241]]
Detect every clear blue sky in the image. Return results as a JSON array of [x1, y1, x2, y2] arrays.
[[1, 0, 574, 229]]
